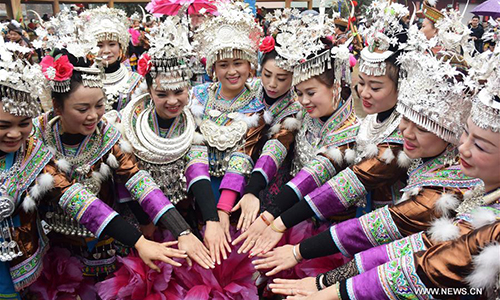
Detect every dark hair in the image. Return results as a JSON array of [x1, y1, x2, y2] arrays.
[[312, 37, 336, 88], [336, 24, 347, 33], [51, 49, 93, 109], [145, 72, 153, 89], [472, 15, 480, 20], [260, 49, 278, 69]]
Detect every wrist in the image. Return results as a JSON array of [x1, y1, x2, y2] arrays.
[[262, 211, 275, 222], [292, 244, 303, 263], [273, 217, 286, 231], [134, 235, 146, 249]]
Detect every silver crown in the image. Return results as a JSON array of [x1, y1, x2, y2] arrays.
[[396, 36, 472, 144], [0, 37, 44, 117], [359, 0, 409, 76], [469, 52, 500, 133], [81, 6, 130, 54], [194, 2, 262, 75], [146, 16, 194, 91]]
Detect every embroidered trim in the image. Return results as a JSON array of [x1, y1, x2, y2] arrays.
[[125, 170, 159, 203], [330, 168, 368, 208], [259, 139, 287, 170], [10, 234, 48, 291], [386, 232, 427, 262], [359, 206, 403, 247], [303, 156, 337, 187]]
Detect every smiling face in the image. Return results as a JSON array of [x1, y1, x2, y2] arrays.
[[214, 58, 251, 98], [357, 71, 398, 115], [399, 117, 449, 159], [97, 40, 122, 65], [150, 78, 189, 120], [295, 77, 337, 118], [55, 85, 106, 135], [459, 117, 500, 192], [261, 58, 292, 99], [0, 105, 32, 153]]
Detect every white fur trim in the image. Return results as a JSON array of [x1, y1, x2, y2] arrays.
[[132, 81, 148, 100], [397, 151, 412, 168], [92, 171, 104, 184], [106, 154, 119, 169], [427, 0, 437, 6], [190, 103, 205, 118], [119, 140, 133, 153], [236, 113, 260, 128], [380, 147, 395, 164], [364, 143, 379, 158], [466, 243, 500, 290], [435, 193, 460, 217], [282, 117, 301, 131], [192, 132, 205, 145], [37, 173, 54, 194], [470, 208, 497, 229], [428, 218, 460, 242], [263, 110, 274, 125], [99, 163, 112, 179], [344, 148, 356, 165], [396, 187, 421, 204], [268, 123, 281, 137], [56, 158, 71, 173], [325, 147, 344, 165], [22, 195, 36, 213]]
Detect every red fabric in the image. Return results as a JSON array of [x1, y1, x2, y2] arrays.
[[146, 0, 218, 17], [217, 189, 238, 212]]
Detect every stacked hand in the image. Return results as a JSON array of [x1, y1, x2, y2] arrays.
[[134, 236, 187, 271], [178, 233, 215, 269], [252, 244, 300, 276], [231, 193, 261, 232], [232, 211, 274, 254], [204, 220, 232, 265]]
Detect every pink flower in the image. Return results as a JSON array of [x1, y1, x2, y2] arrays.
[[137, 53, 153, 76], [40, 55, 73, 81], [259, 36, 276, 53]]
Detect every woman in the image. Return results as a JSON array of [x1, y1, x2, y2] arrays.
[[237, 0, 412, 256], [0, 41, 50, 299], [258, 21, 494, 297], [417, 0, 443, 40], [189, 2, 266, 241], [35, 49, 214, 282], [120, 16, 228, 265], [81, 6, 144, 112], [289, 82, 500, 298], [232, 11, 304, 232]]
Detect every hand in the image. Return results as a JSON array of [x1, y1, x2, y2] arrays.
[[269, 277, 317, 297], [232, 211, 274, 254], [204, 221, 232, 265], [286, 285, 339, 300], [178, 233, 215, 269], [139, 222, 156, 240], [250, 217, 286, 255], [218, 210, 232, 243], [231, 193, 260, 232], [252, 244, 300, 276], [134, 236, 187, 271]]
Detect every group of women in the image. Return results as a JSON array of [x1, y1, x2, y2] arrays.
[[0, 0, 499, 299]]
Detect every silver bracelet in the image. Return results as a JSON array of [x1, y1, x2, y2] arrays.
[[292, 245, 303, 263]]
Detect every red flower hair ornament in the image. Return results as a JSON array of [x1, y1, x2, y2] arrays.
[[259, 36, 276, 53], [137, 53, 153, 76], [40, 54, 74, 93]]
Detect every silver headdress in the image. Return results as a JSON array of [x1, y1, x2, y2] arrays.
[[269, 8, 351, 86], [0, 37, 44, 117], [359, 0, 409, 76], [81, 6, 130, 53], [396, 25, 473, 145], [144, 16, 194, 91], [469, 52, 500, 133], [194, 1, 262, 74]]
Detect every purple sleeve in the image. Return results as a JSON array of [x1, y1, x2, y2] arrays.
[[287, 155, 336, 200]]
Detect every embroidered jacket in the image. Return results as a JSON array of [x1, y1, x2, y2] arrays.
[[2, 134, 52, 291], [189, 81, 266, 196], [341, 220, 500, 299]]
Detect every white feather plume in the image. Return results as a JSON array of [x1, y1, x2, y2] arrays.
[[119, 140, 133, 153], [99, 163, 112, 179], [364, 143, 379, 158], [428, 218, 460, 242], [325, 147, 344, 165], [263, 110, 274, 125], [435, 193, 460, 217], [22, 195, 36, 213], [56, 158, 71, 173], [466, 243, 500, 291], [37, 173, 54, 194], [106, 153, 119, 169], [190, 103, 205, 118], [470, 208, 497, 229], [344, 148, 356, 164], [282, 117, 302, 131], [397, 151, 412, 168], [92, 171, 104, 184], [238, 113, 260, 128], [380, 147, 395, 164], [427, 0, 437, 6], [192, 132, 205, 145]]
